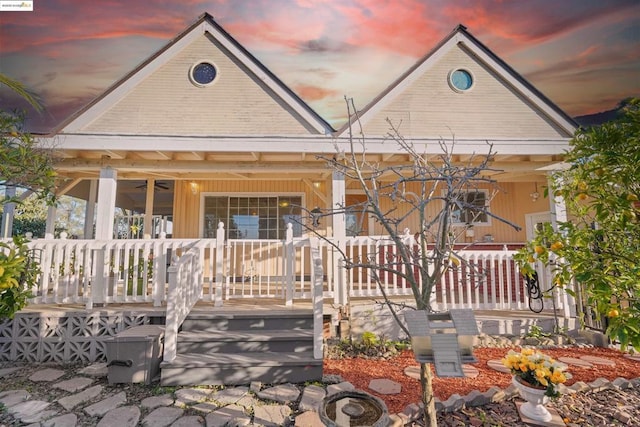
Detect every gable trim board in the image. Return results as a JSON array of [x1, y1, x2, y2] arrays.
[[46, 133, 569, 157], [337, 25, 578, 138], [56, 13, 333, 136]]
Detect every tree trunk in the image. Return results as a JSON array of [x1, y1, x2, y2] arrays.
[[420, 362, 438, 426]]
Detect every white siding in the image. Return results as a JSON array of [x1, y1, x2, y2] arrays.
[[361, 45, 570, 139], [83, 34, 317, 135]]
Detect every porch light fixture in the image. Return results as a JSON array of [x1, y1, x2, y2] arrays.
[[313, 181, 321, 188], [190, 182, 198, 195], [530, 183, 540, 202], [310, 207, 322, 228]]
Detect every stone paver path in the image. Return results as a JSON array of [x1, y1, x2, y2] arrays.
[[0, 357, 637, 427], [580, 355, 616, 367], [487, 359, 511, 374], [559, 357, 594, 369]]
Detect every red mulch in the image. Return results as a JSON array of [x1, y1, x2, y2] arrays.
[[323, 347, 640, 414]]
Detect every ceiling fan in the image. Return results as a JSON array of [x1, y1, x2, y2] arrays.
[[135, 180, 170, 191]]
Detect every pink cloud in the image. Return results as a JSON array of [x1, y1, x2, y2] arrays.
[[293, 84, 339, 101]]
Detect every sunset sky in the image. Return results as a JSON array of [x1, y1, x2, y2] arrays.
[[0, 0, 638, 132]]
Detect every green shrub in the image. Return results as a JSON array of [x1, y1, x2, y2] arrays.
[[0, 235, 38, 319]]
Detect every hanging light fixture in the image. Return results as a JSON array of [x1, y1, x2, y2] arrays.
[[530, 183, 540, 202]]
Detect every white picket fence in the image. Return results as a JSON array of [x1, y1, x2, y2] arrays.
[[1, 224, 558, 313]]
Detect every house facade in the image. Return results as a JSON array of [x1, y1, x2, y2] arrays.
[[11, 13, 576, 313]]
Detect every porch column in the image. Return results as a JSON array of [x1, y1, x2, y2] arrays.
[[45, 205, 56, 239], [331, 170, 348, 308], [548, 175, 575, 318], [143, 178, 155, 239], [92, 167, 117, 308], [95, 167, 117, 240], [0, 185, 16, 238], [83, 179, 98, 239]]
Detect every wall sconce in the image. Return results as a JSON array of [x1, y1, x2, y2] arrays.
[[190, 182, 198, 195], [530, 183, 540, 202], [312, 181, 321, 189], [310, 207, 322, 228]]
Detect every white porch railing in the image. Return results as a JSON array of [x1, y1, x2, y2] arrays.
[[7, 225, 563, 313], [164, 243, 203, 363]]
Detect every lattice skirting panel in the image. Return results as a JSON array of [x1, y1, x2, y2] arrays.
[[0, 311, 166, 363]]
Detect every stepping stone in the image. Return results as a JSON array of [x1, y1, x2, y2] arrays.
[[205, 404, 248, 427], [84, 391, 126, 417], [171, 416, 206, 427], [0, 367, 20, 378], [212, 386, 250, 405], [624, 354, 640, 362], [327, 381, 355, 396], [192, 402, 219, 413], [404, 366, 420, 380], [580, 355, 615, 367], [54, 376, 94, 392], [8, 400, 51, 421], [254, 404, 292, 427], [79, 363, 108, 377], [257, 384, 301, 403], [58, 385, 103, 410], [141, 394, 174, 409], [174, 388, 213, 406], [20, 409, 59, 424], [0, 390, 29, 407], [463, 365, 480, 378], [97, 405, 140, 427], [559, 357, 593, 369], [41, 413, 78, 427], [487, 359, 511, 374], [299, 384, 326, 412], [29, 368, 65, 382], [295, 411, 324, 427], [369, 378, 401, 395], [141, 406, 184, 427]]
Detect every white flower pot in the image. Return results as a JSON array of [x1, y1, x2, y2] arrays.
[[512, 376, 552, 422]]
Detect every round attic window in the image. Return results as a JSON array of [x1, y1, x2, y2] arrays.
[[190, 62, 217, 86], [448, 69, 474, 92]]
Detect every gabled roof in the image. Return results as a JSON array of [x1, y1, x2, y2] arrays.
[[52, 13, 334, 136], [335, 24, 578, 137]]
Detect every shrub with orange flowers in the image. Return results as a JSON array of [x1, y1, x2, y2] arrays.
[[502, 348, 571, 397]]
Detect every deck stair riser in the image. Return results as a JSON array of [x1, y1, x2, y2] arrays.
[[161, 310, 321, 386], [175, 330, 314, 353], [180, 313, 313, 331]]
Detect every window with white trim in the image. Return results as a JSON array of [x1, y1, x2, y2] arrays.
[[450, 190, 490, 225], [203, 196, 302, 239]]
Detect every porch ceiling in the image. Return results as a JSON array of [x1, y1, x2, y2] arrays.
[[54, 150, 563, 183]]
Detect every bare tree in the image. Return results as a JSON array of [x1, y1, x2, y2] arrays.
[[312, 98, 520, 426]]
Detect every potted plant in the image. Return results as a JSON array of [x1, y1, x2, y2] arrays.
[[502, 348, 571, 422]]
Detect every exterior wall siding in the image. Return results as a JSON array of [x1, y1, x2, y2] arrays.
[[361, 46, 570, 139], [83, 35, 317, 135], [348, 181, 546, 243]]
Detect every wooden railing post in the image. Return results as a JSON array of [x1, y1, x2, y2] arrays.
[[152, 237, 165, 307], [310, 237, 324, 360], [285, 223, 294, 306], [215, 222, 225, 307], [164, 262, 180, 363]]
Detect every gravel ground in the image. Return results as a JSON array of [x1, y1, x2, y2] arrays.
[[436, 385, 640, 426]]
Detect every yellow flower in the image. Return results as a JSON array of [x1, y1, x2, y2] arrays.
[[501, 347, 570, 398]]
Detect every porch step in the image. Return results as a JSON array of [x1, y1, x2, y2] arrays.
[[176, 329, 314, 353], [181, 310, 314, 332], [160, 352, 322, 386], [161, 309, 321, 386]]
